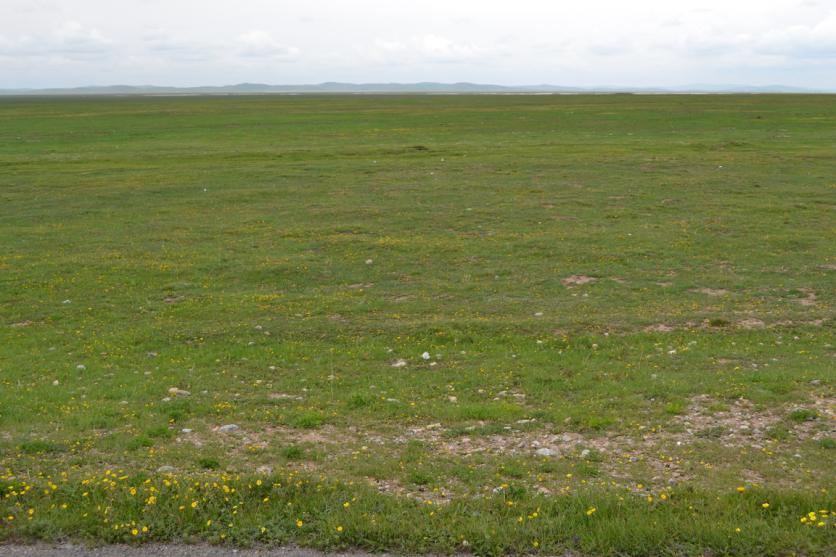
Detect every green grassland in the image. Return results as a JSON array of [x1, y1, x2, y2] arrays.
[[0, 94, 834, 555]]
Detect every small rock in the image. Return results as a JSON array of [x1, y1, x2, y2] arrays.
[[156, 466, 176, 473], [421, 351, 431, 360], [256, 465, 273, 476], [809, 379, 821, 386], [76, 364, 86, 370], [161, 397, 171, 402], [168, 387, 191, 397], [391, 359, 407, 368], [218, 424, 240, 433], [580, 449, 591, 458], [447, 395, 458, 403], [534, 312, 543, 317], [181, 428, 192, 433], [62, 299, 71, 304], [535, 448, 555, 457], [365, 259, 373, 265], [52, 380, 59, 386]]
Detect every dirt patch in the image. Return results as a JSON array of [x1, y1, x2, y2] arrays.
[[674, 394, 835, 448], [736, 318, 765, 329], [819, 263, 836, 271], [561, 275, 597, 287], [794, 288, 817, 306], [692, 288, 729, 297], [644, 324, 676, 333], [163, 295, 185, 304], [9, 320, 34, 328]]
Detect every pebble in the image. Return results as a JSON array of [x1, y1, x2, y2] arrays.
[[76, 364, 86, 370], [391, 359, 407, 368], [218, 424, 240, 433], [181, 428, 193, 433], [421, 352, 431, 360], [156, 466, 176, 473], [168, 387, 191, 397], [535, 448, 555, 457], [256, 465, 273, 475]]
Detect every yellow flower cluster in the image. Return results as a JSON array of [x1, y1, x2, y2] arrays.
[[799, 509, 831, 528]]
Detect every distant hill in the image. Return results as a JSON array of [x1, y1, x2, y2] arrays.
[[0, 82, 826, 95]]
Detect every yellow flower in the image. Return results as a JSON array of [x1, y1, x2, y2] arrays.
[[585, 507, 597, 516], [190, 501, 198, 509], [129, 487, 137, 496], [343, 501, 350, 508], [206, 520, 212, 526], [735, 527, 741, 534], [256, 479, 262, 486], [761, 502, 769, 509], [131, 528, 139, 536], [736, 486, 746, 493], [532, 540, 540, 548], [336, 525, 344, 532], [296, 519, 304, 528], [142, 526, 148, 533]]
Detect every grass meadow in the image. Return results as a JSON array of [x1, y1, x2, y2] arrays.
[[0, 94, 834, 554]]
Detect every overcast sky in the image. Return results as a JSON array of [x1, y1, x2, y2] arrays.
[[1, 0, 835, 89]]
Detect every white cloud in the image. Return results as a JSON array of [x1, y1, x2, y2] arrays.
[[237, 31, 299, 60], [369, 35, 483, 64], [755, 11, 836, 59], [0, 21, 111, 59], [140, 28, 219, 62], [0, 0, 833, 89]]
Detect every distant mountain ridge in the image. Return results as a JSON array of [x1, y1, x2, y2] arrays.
[[0, 82, 828, 95]]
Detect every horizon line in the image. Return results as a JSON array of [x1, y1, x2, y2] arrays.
[[2, 81, 835, 94]]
